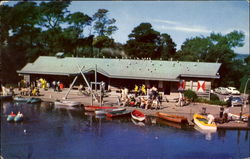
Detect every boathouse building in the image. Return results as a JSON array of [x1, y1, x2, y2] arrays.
[[17, 56, 221, 96]]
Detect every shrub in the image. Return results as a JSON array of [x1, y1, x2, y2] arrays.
[[196, 97, 227, 106], [210, 93, 219, 101], [184, 89, 198, 102]]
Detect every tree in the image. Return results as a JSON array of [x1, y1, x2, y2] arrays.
[[39, 1, 70, 30], [178, 30, 245, 87], [159, 33, 177, 60], [66, 12, 92, 38], [93, 36, 115, 56], [92, 9, 118, 37], [125, 23, 161, 59]]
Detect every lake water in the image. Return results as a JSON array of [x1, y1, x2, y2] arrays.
[[1, 101, 249, 159]]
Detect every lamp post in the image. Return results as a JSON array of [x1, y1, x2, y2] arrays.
[[243, 77, 250, 108], [240, 77, 250, 120]]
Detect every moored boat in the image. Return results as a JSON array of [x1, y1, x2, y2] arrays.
[[14, 96, 29, 102], [193, 113, 217, 131], [106, 110, 132, 118], [7, 115, 16, 122], [26, 98, 42, 104], [14, 115, 23, 122], [95, 107, 126, 115], [54, 100, 81, 107], [131, 109, 145, 122], [228, 113, 248, 121], [84, 106, 118, 112], [156, 112, 188, 124]]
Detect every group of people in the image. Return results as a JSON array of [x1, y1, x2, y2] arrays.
[[52, 81, 64, 92], [18, 78, 65, 96], [119, 85, 163, 110]]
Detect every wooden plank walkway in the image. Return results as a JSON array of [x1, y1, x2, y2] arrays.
[[217, 121, 250, 130]]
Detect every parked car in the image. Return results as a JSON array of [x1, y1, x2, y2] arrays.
[[226, 87, 240, 95], [231, 97, 243, 107], [214, 87, 230, 95]]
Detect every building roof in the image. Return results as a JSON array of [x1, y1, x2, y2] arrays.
[[17, 56, 221, 81]]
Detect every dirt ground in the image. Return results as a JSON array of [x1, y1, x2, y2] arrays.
[[13, 88, 250, 123]]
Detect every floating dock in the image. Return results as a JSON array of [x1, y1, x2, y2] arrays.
[[217, 121, 250, 130]]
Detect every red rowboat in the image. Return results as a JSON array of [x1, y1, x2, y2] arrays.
[[131, 109, 145, 122], [156, 112, 188, 124], [84, 106, 117, 112], [106, 110, 132, 118]]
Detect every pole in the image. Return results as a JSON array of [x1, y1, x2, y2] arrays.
[[63, 75, 78, 99], [240, 77, 249, 120], [91, 83, 93, 106], [95, 64, 97, 93], [243, 77, 249, 108], [77, 64, 98, 101]]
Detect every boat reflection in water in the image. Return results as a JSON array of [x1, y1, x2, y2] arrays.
[[131, 118, 145, 127], [2, 101, 250, 159], [156, 118, 188, 130], [194, 125, 216, 141]]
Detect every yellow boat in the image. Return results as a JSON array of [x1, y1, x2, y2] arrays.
[[193, 113, 217, 131]]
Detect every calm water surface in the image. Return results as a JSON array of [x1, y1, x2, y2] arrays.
[[1, 102, 249, 159]]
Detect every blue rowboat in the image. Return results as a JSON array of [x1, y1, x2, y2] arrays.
[[14, 115, 23, 122], [7, 115, 15, 122], [26, 98, 41, 104], [14, 96, 30, 102]]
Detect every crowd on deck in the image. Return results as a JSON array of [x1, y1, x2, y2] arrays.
[[18, 78, 65, 96], [118, 84, 165, 110]]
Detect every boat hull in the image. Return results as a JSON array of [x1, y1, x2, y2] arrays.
[[7, 115, 15, 122], [156, 112, 188, 124], [106, 110, 132, 118], [193, 113, 217, 131], [54, 101, 81, 107], [95, 108, 125, 115], [14, 115, 23, 122], [131, 110, 145, 122], [14, 96, 29, 102], [27, 98, 41, 104], [84, 106, 118, 112]]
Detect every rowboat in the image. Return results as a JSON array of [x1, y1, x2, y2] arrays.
[[7, 115, 16, 122], [14, 96, 29, 102], [131, 109, 145, 122], [193, 113, 217, 131], [228, 113, 248, 121], [54, 100, 81, 107], [156, 112, 188, 124], [84, 106, 117, 112], [106, 110, 132, 118], [26, 98, 42, 104], [95, 107, 126, 115], [14, 115, 23, 122]]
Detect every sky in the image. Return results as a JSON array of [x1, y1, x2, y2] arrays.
[[3, 1, 249, 54]]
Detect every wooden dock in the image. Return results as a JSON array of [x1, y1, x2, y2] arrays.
[[217, 121, 250, 130]]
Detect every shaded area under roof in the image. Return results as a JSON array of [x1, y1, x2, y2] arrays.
[[17, 56, 221, 81]]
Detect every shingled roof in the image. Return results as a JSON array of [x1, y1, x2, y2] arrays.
[[17, 56, 221, 81]]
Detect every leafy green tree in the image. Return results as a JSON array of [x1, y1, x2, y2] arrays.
[[159, 33, 177, 60], [178, 30, 245, 87], [66, 12, 92, 38], [125, 23, 161, 59], [93, 36, 115, 56], [39, 1, 70, 30], [92, 9, 118, 37]]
